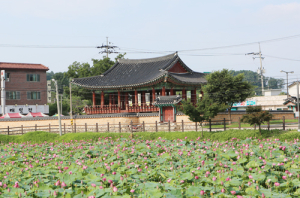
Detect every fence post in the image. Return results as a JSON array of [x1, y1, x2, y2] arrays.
[[119, 122, 121, 133], [168, 120, 170, 132], [143, 121, 145, 132], [283, 116, 285, 130], [267, 120, 270, 131], [21, 125, 23, 135], [49, 124, 51, 133], [195, 122, 198, 132], [7, 126, 9, 135], [85, 123, 87, 132], [35, 124, 37, 131], [182, 120, 184, 132], [239, 117, 241, 130], [209, 119, 211, 132], [96, 123, 98, 132], [64, 123, 66, 134], [155, 121, 158, 132], [107, 122, 110, 132], [74, 123, 76, 133], [254, 124, 256, 130], [223, 118, 226, 131]]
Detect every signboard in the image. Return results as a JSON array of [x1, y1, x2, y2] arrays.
[[138, 93, 141, 106], [145, 93, 150, 106], [0, 105, 49, 114], [232, 100, 256, 107]]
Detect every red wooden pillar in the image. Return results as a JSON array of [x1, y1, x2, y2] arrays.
[[182, 88, 186, 100], [92, 91, 96, 106], [101, 91, 104, 107], [162, 86, 166, 96], [170, 88, 174, 95], [118, 90, 121, 107], [194, 87, 197, 103], [152, 88, 156, 102], [135, 90, 138, 106], [191, 89, 195, 104], [125, 93, 128, 110]]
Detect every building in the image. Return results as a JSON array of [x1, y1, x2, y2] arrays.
[[232, 95, 288, 111], [288, 81, 300, 97], [0, 62, 49, 115], [72, 53, 206, 122], [263, 89, 282, 96]]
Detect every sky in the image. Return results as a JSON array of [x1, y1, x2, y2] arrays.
[[0, 0, 300, 87]]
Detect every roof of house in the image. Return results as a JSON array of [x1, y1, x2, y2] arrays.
[[153, 95, 182, 105], [0, 62, 49, 71], [288, 81, 300, 88], [72, 53, 206, 89]]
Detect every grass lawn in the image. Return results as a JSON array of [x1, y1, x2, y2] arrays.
[[0, 129, 300, 144]]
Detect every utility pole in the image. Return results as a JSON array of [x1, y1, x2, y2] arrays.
[[96, 37, 119, 58], [246, 43, 265, 95], [60, 95, 63, 115], [280, 70, 294, 99], [70, 81, 73, 133], [52, 79, 62, 136]]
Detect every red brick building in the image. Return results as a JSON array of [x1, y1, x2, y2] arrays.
[[0, 62, 49, 115]]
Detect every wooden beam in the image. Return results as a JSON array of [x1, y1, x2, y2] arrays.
[[92, 91, 96, 106], [101, 91, 104, 107]]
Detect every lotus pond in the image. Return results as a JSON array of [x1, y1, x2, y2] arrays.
[[1, 136, 300, 197]]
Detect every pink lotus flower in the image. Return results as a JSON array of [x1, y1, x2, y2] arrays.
[[13, 182, 19, 188], [221, 188, 225, 193], [237, 196, 244, 198], [61, 182, 67, 187], [230, 191, 236, 195], [282, 176, 287, 180], [113, 186, 118, 192], [167, 179, 172, 183], [212, 177, 216, 181], [248, 175, 253, 179], [274, 182, 280, 187], [99, 186, 103, 189], [112, 172, 116, 175], [82, 165, 87, 170], [195, 176, 199, 180], [69, 171, 72, 175], [130, 189, 135, 193], [55, 180, 60, 186], [91, 183, 96, 187], [200, 190, 205, 195], [262, 193, 265, 198], [88, 196, 95, 198]]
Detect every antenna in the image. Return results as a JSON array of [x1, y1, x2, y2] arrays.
[[96, 37, 119, 58]]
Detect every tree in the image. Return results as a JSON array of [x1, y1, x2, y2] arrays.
[[180, 95, 227, 137], [229, 70, 284, 96], [240, 106, 273, 135], [204, 69, 254, 122]]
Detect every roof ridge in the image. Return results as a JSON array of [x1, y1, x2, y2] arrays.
[[0, 62, 46, 66], [118, 53, 177, 64]]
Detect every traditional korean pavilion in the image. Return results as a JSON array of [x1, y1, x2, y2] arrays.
[[72, 53, 207, 122]]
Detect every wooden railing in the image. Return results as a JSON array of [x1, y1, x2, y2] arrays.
[[84, 103, 160, 114]]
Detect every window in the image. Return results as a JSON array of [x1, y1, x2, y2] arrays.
[[5, 73, 10, 82], [6, 91, 20, 100], [27, 74, 40, 82], [27, 91, 41, 100]]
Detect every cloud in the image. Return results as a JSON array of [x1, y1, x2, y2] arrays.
[[0, 0, 117, 19], [259, 2, 300, 21]]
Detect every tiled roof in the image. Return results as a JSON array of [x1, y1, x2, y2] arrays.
[[0, 62, 49, 71], [72, 53, 206, 89], [153, 95, 182, 105]]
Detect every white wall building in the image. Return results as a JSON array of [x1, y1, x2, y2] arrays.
[[263, 89, 282, 96], [288, 81, 300, 97]]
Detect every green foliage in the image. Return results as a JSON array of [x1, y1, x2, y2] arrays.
[[241, 106, 273, 135], [279, 92, 286, 95], [204, 69, 254, 121], [2, 129, 300, 144], [229, 70, 284, 96]]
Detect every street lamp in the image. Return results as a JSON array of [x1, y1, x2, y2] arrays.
[[280, 70, 294, 99], [52, 79, 62, 136]]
